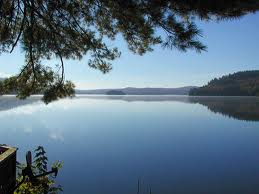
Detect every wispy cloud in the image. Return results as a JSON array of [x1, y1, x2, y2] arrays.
[[40, 119, 65, 142], [0, 72, 12, 78], [49, 130, 64, 142], [24, 127, 33, 134]]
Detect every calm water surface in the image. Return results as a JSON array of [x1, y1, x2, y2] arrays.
[[1, 95, 259, 194]]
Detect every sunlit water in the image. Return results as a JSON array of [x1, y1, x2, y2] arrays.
[[1, 95, 259, 194]]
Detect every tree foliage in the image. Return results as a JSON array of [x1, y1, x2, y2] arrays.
[[189, 70, 259, 96], [15, 146, 63, 194], [0, 0, 258, 102]]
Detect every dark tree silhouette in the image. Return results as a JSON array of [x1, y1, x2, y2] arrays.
[[0, 0, 258, 103], [189, 70, 259, 96]]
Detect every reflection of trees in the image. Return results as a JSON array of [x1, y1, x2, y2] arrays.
[[188, 97, 259, 121], [0, 96, 41, 112], [79, 95, 259, 121], [77, 95, 191, 102], [1, 95, 259, 121]]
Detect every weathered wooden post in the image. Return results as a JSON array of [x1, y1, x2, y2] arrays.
[[0, 145, 17, 194]]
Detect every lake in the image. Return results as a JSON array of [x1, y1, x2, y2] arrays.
[[1, 95, 259, 194]]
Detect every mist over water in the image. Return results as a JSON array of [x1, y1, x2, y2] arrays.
[[1, 95, 259, 194]]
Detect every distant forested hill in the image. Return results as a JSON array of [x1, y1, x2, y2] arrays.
[[0, 79, 196, 95], [77, 86, 196, 95], [189, 71, 259, 96], [106, 90, 126, 95]]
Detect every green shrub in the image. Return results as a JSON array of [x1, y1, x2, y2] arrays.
[[15, 146, 63, 194]]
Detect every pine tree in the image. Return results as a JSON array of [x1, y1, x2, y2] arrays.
[[1, 0, 258, 103]]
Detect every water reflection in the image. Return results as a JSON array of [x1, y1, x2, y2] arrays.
[[78, 95, 259, 121], [188, 97, 259, 122], [1, 95, 259, 194], [1, 95, 259, 121], [0, 96, 41, 111]]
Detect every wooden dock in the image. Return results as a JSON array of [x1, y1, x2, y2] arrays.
[[0, 145, 17, 194]]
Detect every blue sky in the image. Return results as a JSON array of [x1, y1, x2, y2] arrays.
[[0, 13, 258, 89]]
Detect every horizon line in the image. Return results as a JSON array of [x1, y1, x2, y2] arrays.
[[75, 86, 199, 90]]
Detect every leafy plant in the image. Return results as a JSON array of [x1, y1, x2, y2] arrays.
[[15, 146, 63, 194]]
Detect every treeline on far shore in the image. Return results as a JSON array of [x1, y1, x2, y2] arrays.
[[189, 70, 259, 96]]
